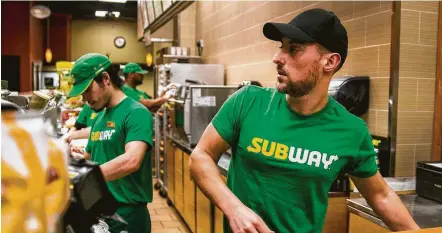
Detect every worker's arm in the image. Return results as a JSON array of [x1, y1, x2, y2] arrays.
[[190, 86, 273, 233], [100, 107, 153, 181], [139, 96, 168, 109], [100, 141, 149, 181], [348, 129, 419, 231], [351, 173, 420, 231], [190, 123, 273, 233]]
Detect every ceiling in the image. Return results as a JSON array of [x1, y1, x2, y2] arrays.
[[35, 0, 138, 20]]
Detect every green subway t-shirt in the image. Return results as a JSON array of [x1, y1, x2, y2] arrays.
[[76, 104, 101, 127], [122, 84, 150, 101], [211, 86, 378, 233], [85, 97, 153, 204]]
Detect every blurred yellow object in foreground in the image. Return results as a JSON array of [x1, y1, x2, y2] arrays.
[[1, 112, 70, 233]]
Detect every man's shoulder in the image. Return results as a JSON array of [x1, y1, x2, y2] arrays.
[[237, 85, 278, 100], [329, 98, 369, 132]]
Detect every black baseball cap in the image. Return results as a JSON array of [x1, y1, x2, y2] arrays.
[[263, 8, 348, 67]]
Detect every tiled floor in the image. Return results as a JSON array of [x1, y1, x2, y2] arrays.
[[149, 180, 191, 233]]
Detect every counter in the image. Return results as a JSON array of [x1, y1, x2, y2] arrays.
[[351, 177, 416, 198], [347, 195, 442, 232]]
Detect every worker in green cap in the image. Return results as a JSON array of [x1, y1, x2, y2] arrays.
[[121, 62, 168, 113], [67, 53, 153, 233]]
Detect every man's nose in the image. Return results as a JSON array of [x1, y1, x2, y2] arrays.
[[82, 92, 90, 102], [273, 51, 285, 65]]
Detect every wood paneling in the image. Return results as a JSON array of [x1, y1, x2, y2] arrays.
[[183, 152, 196, 232], [322, 197, 349, 233], [174, 147, 184, 214], [196, 187, 212, 233], [349, 213, 390, 233], [166, 139, 175, 204]]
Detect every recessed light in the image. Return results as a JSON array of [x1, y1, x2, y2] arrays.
[[111, 11, 120, 18], [95, 11, 107, 17]]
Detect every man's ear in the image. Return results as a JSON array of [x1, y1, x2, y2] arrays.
[[323, 53, 341, 74], [102, 72, 111, 86]]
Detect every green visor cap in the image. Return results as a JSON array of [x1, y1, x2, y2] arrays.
[[67, 53, 112, 98], [122, 62, 148, 74]]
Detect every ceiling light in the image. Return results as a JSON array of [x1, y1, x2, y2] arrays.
[[98, 0, 127, 3], [111, 11, 120, 18], [30, 5, 51, 19], [95, 11, 107, 17]]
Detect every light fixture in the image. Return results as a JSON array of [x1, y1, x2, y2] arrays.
[[30, 5, 51, 19], [111, 11, 120, 18], [45, 48, 53, 63], [98, 0, 127, 3], [95, 11, 107, 17]]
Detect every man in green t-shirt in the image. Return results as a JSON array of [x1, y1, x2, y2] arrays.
[[189, 8, 420, 233], [67, 53, 154, 233], [121, 62, 168, 113]]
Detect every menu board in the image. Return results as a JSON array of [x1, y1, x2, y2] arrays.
[[153, 0, 163, 19], [162, 0, 172, 11], [146, 0, 156, 24]]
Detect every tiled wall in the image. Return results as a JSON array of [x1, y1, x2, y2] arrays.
[[179, 4, 197, 56], [395, 2, 439, 177], [195, 1, 392, 136]]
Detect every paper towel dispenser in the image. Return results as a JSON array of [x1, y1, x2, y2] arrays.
[[328, 76, 369, 117]]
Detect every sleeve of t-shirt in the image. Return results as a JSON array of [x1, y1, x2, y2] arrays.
[[124, 107, 153, 148], [122, 86, 141, 102], [347, 129, 379, 178], [211, 86, 249, 146], [76, 106, 90, 125]]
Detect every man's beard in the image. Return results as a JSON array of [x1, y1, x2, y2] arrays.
[[276, 62, 320, 97], [89, 92, 111, 112], [134, 78, 143, 86]]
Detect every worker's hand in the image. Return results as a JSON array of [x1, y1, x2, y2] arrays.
[[227, 205, 274, 233], [157, 96, 169, 105], [62, 133, 73, 144]]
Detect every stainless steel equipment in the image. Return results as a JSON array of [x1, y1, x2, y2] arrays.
[[171, 85, 237, 147], [416, 161, 442, 203], [152, 62, 226, 195]]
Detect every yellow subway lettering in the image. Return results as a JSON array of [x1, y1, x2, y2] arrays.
[[261, 140, 276, 157], [274, 143, 289, 160], [247, 137, 263, 153]]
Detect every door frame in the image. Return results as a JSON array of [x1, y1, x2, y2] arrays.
[[432, 2, 442, 161]]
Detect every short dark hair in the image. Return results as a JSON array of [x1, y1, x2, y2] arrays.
[[94, 64, 123, 88]]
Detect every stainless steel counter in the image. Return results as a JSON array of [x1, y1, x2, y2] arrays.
[[347, 195, 442, 229], [353, 177, 416, 193]]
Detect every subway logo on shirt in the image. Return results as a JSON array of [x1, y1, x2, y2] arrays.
[[247, 137, 339, 170], [91, 129, 116, 141]]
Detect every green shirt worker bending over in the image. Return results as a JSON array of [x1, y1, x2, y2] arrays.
[[67, 53, 153, 233], [189, 8, 420, 233], [121, 62, 168, 113]]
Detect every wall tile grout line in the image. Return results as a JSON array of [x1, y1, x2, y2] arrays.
[[401, 8, 438, 15]]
